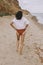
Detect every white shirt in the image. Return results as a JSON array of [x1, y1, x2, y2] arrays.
[[12, 17, 29, 29]]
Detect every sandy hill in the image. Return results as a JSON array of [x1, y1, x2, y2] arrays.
[[0, 0, 30, 16]]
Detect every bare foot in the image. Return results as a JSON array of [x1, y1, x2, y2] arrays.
[[16, 49, 18, 52], [19, 51, 23, 55]]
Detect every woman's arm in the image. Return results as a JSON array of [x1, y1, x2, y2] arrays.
[[10, 22, 16, 30], [23, 24, 29, 34], [25, 24, 29, 30]]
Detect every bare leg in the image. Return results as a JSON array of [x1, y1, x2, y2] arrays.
[[16, 32, 20, 52], [19, 33, 25, 55]]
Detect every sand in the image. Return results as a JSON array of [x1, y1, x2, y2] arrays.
[[0, 15, 43, 65]]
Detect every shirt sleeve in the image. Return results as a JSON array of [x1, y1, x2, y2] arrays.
[[12, 18, 15, 23], [25, 18, 30, 25]]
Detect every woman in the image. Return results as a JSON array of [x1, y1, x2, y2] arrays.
[[10, 11, 29, 55]]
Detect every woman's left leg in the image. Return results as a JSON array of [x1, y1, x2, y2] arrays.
[[16, 32, 20, 52]]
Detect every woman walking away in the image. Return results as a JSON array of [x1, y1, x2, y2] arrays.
[[10, 11, 30, 55]]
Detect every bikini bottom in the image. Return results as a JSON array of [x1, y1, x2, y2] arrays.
[[16, 29, 25, 35]]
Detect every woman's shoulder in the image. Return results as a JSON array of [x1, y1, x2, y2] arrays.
[[22, 17, 28, 21], [12, 18, 16, 22], [22, 17, 26, 20]]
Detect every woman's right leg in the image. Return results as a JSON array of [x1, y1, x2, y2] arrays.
[[19, 32, 25, 55]]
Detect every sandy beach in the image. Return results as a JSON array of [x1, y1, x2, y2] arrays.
[[0, 15, 43, 65]]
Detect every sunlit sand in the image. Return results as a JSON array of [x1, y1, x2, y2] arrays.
[[0, 15, 43, 65]]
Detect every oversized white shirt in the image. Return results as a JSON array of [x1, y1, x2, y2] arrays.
[[12, 17, 30, 29]]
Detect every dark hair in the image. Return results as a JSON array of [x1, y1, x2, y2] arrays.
[[15, 11, 23, 20]]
